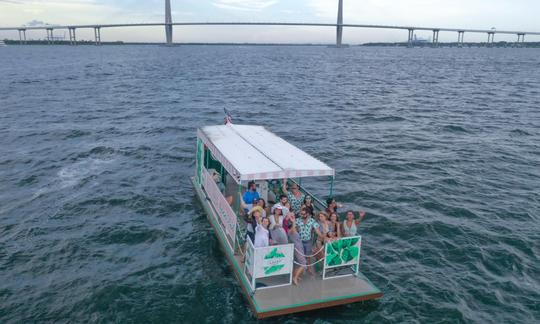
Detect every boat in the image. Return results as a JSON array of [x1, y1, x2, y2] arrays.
[[191, 122, 382, 318], [0, 40, 6, 47]]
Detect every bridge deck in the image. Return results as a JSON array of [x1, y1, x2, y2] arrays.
[[1, 22, 539, 35]]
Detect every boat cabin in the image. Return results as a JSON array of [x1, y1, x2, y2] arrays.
[[191, 124, 382, 318]]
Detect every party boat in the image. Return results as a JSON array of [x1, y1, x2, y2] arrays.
[[191, 123, 382, 318]]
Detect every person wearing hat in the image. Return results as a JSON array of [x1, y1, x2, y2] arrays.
[[271, 194, 289, 216]]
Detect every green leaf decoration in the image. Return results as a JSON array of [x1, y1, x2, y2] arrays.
[[331, 240, 341, 252], [326, 243, 336, 255], [341, 249, 351, 262], [329, 254, 342, 266], [264, 248, 285, 259], [349, 238, 359, 246], [264, 264, 285, 275], [347, 246, 359, 260], [326, 237, 361, 267]]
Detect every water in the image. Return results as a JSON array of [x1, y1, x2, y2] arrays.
[[1, 45, 539, 323]]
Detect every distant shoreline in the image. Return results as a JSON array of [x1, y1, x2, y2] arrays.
[[3, 39, 540, 47]]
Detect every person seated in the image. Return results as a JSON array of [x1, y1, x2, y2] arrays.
[[210, 169, 233, 205], [282, 179, 305, 214], [254, 216, 270, 248], [342, 210, 366, 237], [210, 169, 225, 192], [240, 181, 260, 214], [243, 181, 260, 204], [267, 179, 282, 204]]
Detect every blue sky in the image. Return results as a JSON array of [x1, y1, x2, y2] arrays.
[[1, 0, 539, 43]]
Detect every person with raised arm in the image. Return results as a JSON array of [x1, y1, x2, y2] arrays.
[[269, 206, 288, 245], [342, 210, 366, 237], [254, 213, 270, 248], [282, 178, 305, 214]]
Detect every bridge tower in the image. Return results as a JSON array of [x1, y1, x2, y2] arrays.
[[336, 0, 344, 47], [165, 0, 173, 45]]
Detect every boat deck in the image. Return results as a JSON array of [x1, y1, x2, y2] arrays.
[[233, 255, 382, 318], [192, 177, 383, 319]]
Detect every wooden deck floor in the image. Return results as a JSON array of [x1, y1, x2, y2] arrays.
[[233, 255, 382, 318]]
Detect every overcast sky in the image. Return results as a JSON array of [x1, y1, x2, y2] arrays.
[[1, 0, 539, 43]]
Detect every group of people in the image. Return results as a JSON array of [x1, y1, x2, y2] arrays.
[[240, 179, 366, 286]]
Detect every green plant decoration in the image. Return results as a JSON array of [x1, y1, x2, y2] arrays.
[[264, 264, 285, 275], [264, 248, 285, 259], [326, 237, 360, 267]]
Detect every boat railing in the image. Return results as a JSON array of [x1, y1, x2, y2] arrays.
[[243, 235, 363, 292], [201, 167, 238, 251]]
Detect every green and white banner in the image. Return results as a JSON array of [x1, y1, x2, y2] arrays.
[[253, 244, 294, 279], [323, 236, 362, 279]]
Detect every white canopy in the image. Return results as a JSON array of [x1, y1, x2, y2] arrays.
[[198, 124, 334, 183]]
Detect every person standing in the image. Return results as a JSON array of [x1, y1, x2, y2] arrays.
[[287, 214, 306, 286], [254, 216, 270, 248], [269, 206, 288, 245], [342, 210, 366, 237], [282, 179, 305, 214], [296, 207, 322, 275], [328, 212, 342, 238]]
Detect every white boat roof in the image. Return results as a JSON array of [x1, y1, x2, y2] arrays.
[[198, 124, 334, 183]]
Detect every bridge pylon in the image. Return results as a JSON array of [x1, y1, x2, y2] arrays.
[[165, 0, 173, 45], [336, 0, 344, 47]]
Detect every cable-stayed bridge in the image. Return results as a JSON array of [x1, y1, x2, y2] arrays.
[[1, 0, 539, 47]]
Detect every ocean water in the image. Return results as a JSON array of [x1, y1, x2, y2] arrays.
[[1, 45, 539, 323]]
